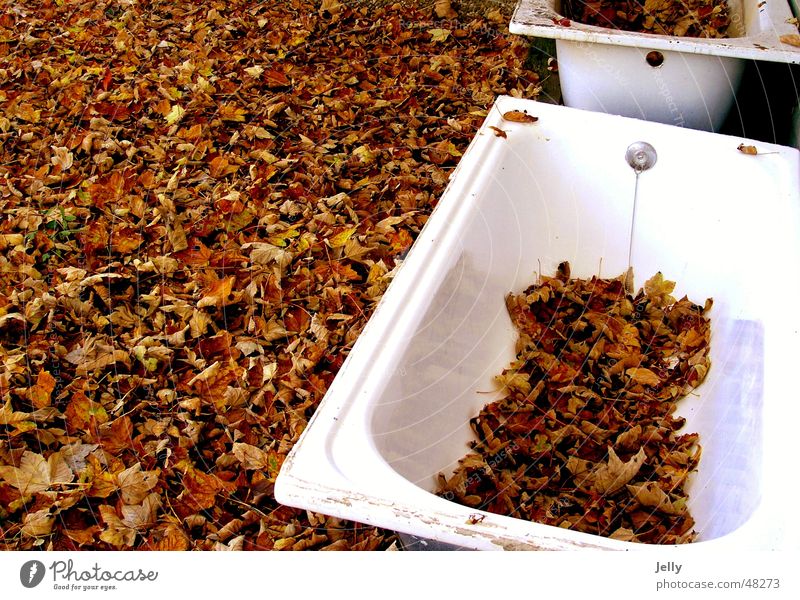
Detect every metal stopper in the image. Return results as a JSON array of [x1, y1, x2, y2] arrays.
[[625, 141, 657, 173]]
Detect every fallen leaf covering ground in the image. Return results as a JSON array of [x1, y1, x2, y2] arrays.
[[0, 0, 539, 550]]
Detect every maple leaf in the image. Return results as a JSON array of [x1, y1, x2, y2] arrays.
[[29, 370, 57, 409], [644, 271, 676, 306], [232, 442, 271, 470], [99, 492, 162, 548], [21, 509, 55, 538], [243, 242, 293, 269], [116, 463, 160, 505], [219, 103, 247, 122], [575, 447, 647, 494], [0, 450, 74, 495], [165, 104, 185, 125], [50, 146, 74, 171], [197, 273, 236, 308], [627, 482, 687, 515]]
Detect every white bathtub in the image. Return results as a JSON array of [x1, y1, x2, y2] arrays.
[[509, 0, 800, 132], [275, 97, 800, 550]]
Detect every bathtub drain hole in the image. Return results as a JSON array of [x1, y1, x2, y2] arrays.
[[646, 51, 665, 67]]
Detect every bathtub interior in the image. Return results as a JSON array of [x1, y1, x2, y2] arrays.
[[555, 0, 747, 38], [369, 103, 798, 543]]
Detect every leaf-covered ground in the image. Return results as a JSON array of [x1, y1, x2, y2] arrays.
[[0, 0, 538, 550]]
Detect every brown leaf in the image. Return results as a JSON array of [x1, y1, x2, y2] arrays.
[[147, 524, 190, 551], [737, 143, 759, 155], [580, 447, 647, 494], [231, 442, 271, 470], [99, 416, 134, 454], [65, 390, 109, 433], [29, 370, 57, 409], [779, 34, 800, 48], [197, 273, 237, 308], [434, 0, 458, 18], [179, 467, 223, 513], [209, 155, 239, 178], [110, 226, 144, 254], [627, 482, 687, 515], [489, 126, 508, 138], [0, 450, 74, 494], [320, 0, 344, 14], [116, 463, 160, 505], [502, 110, 539, 124], [21, 509, 55, 538], [626, 367, 661, 387]]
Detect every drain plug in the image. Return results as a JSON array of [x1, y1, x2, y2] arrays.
[[625, 141, 657, 173]]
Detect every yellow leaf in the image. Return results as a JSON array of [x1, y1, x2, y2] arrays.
[[352, 145, 376, 164], [327, 227, 357, 248], [643, 271, 676, 306], [165, 104, 185, 125], [429, 28, 451, 42]]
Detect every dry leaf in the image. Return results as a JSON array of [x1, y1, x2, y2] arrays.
[[502, 110, 539, 124], [779, 34, 800, 47], [627, 482, 686, 515], [231, 442, 271, 470], [626, 367, 661, 387], [434, 0, 457, 19], [29, 371, 57, 409], [22, 509, 56, 538], [737, 143, 758, 155], [489, 126, 507, 138], [116, 463, 160, 505], [0, 450, 74, 494], [583, 447, 647, 494]]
